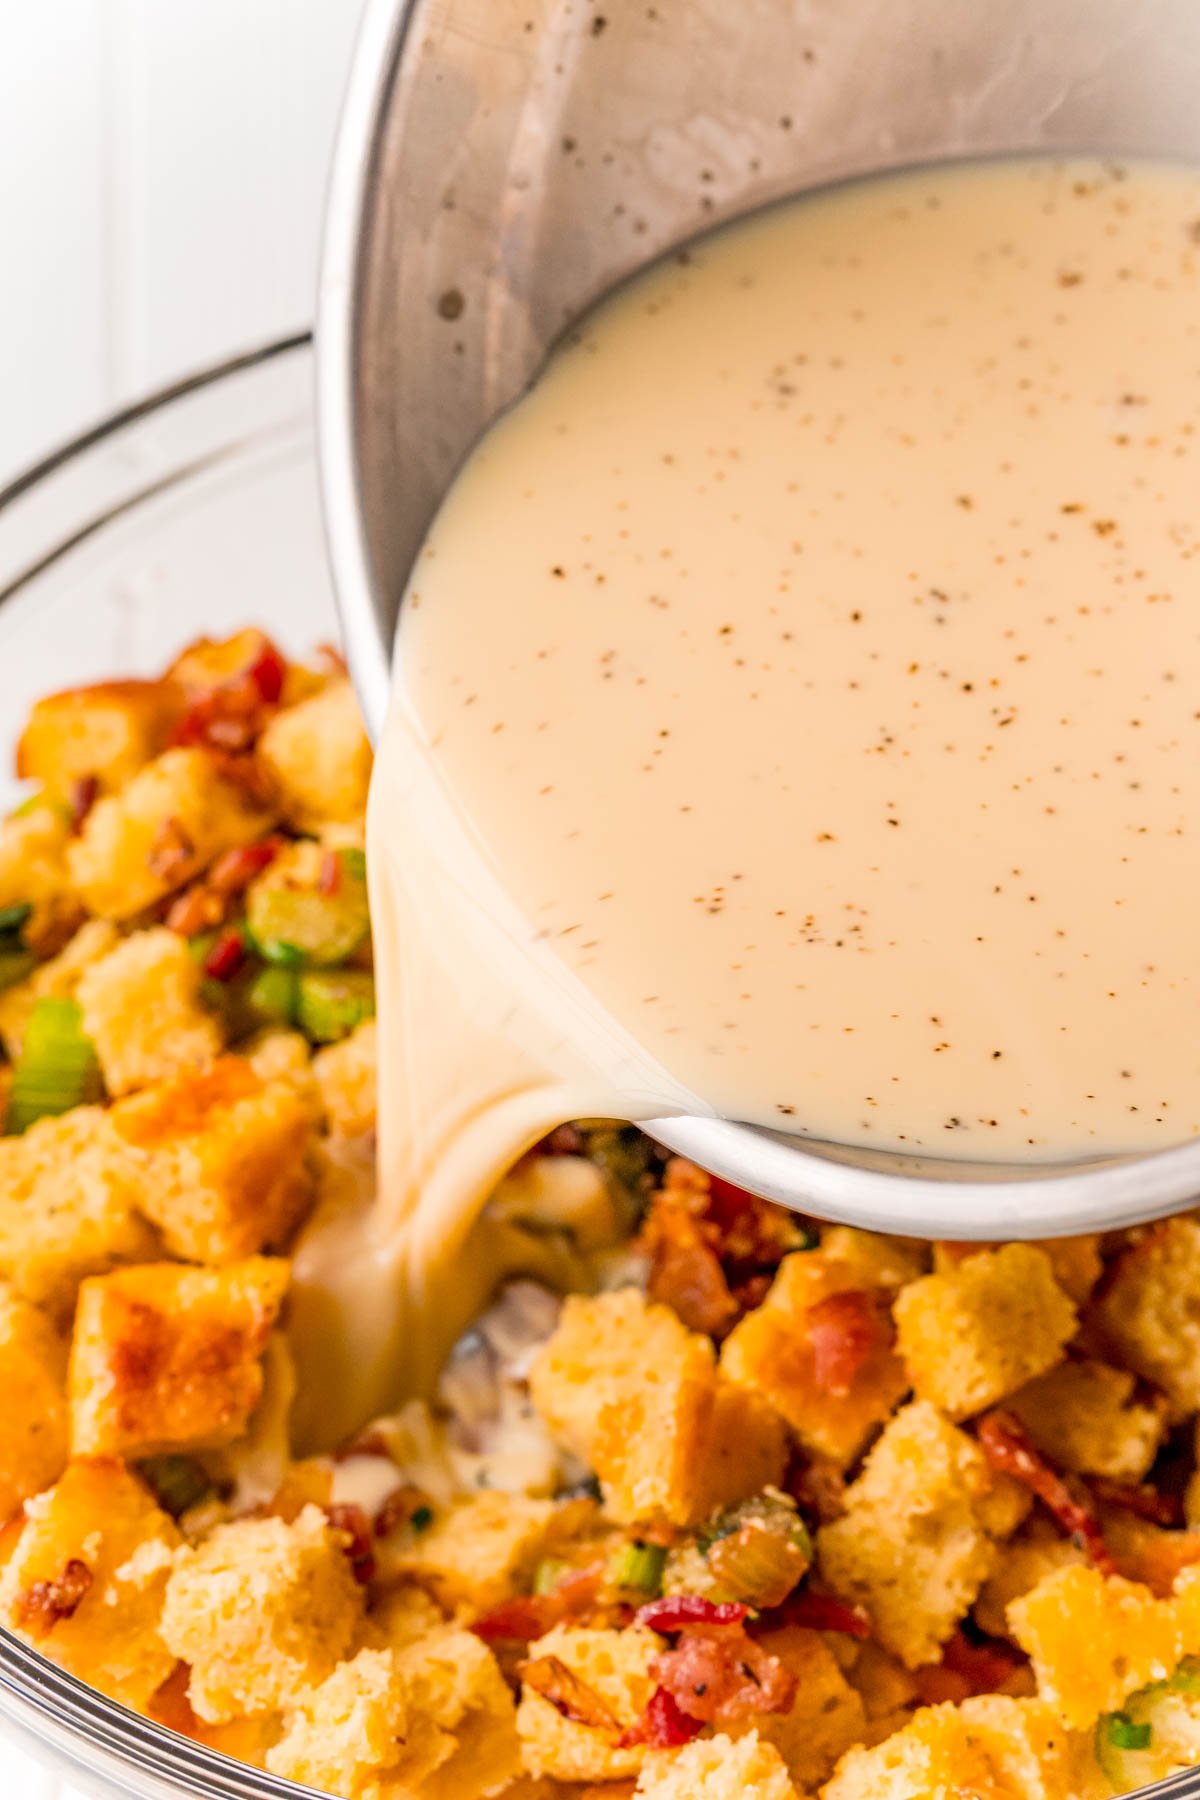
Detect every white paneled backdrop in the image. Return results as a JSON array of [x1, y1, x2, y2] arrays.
[[0, 3, 365, 1790], [0, 0, 364, 487]]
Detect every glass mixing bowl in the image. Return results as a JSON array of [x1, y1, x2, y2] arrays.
[[0, 339, 327, 1800]]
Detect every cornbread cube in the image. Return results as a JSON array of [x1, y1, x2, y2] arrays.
[[0, 1107, 157, 1319], [720, 1249, 909, 1466], [0, 799, 81, 951], [823, 1696, 1103, 1800], [819, 1226, 930, 1288], [68, 746, 274, 919], [76, 927, 221, 1096], [973, 1529, 1088, 1641], [530, 1289, 786, 1527], [161, 1503, 364, 1721], [17, 680, 175, 795], [313, 1017, 377, 1137], [637, 1731, 799, 1800], [0, 1457, 180, 1707], [166, 629, 278, 695], [384, 1491, 569, 1615], [935, 1234, 1103, 1307], [816, 1400, 1027, 1668], [258, 679, 372, 828], [0, 1287, 68, 1520], [1091, 1220, 1200, 1416], [894, 1245, 1076, 1421], [734, 1625, 867, 1789], [0, 919, 120, 1060], [365, 1582, 449, 1652], [270, 1628, 519, 1799], [844, 1638, 921, 1722], [1009, 1563, 1200, 1728], [109, 1057, 312, 1261], [1094, 1507, 1200, 1599], [517, 1624, 662, 1782], [69, 1257, 289, 1458], [1007, 1358, 1165, 1480], [246, 1028, 319, 1109]]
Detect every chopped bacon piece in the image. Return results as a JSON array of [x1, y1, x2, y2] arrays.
[[1091, 1478, 1183, 1527], [14, 1558, 93, 1635], [202, 927, 247, 982], [940, 1625, 1027, 1693], [783, 1453, 847, 1527], [68, 774, 99, 832], [976, 1409, 1114, 1574], [618, 1685, 704, 1749], [520, 1655, 620, 1731], [650, 1626, 797, 1725], [636, 1595, 749, 1633], [472, 1564, 605, 1644], [702, 1173, 805, 1275], [247, 643, 286, 705], [536, 1122, 586, 1156], [148, 815, 196, 884], [807, 1289, 894, 1397], [209, 838, 280, 894], [166, 884, 226, 937], [643, 1197, 739, 1339], [325, 1503, 375, 1585], [765, 1586, 872, 1639]]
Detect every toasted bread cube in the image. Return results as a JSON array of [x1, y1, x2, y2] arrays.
[[1091, 1220, 1200, 1417], [0, 1287, 68, 1520], [384, 1491, 570, 1616], [720, 1248, 909, 1466], [973, 1528, 1088, 1641], [935, 1235, 1103, 1307], [819, 1226, 930, 1288], [0, 1107, 157, 1319], [530, 1289, 786, 1527], [732, 1625, 866, 1789], [161, 1503, 364, 1721], [17, 680, 176, 796], [517, 1623, 661, 1782], [313, 1017, 377, 1137], [637, 1731, 799, 1800], [816, 1400, 1027, 1669], [1009, 1563, 1200, 1728], [109, 1057, 312, 1261], [269, 1627, 518, 1799], [76, 927, 221, 1096], [0, 799, 81, 952], [0, 1457, 180, 1706], [258, 679, 372, 828], [68, 746, 274, 919], [0, 919, 120, 1060], [894, 1245, 1076, 1422], [1007, 1358, 1165, 1481], [69, 1257, 289, 1458], [823, 1695, 1102, 1800], [165, 629, 279, 695]]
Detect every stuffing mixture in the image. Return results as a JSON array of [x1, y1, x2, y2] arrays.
[[2, 630, 1200, 1800]]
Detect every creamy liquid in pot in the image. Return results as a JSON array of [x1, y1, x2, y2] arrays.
[[292, 157, 1200, 1444]]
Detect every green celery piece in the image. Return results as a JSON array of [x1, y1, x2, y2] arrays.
[[296, 970, 375, 1043], [6, 998, 103, 1133]]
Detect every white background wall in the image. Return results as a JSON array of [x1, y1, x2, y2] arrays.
[[0, 7, 364, 1787], [0, 1, 365, 489]]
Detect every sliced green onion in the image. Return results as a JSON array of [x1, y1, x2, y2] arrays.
[[340, 847, 367, 882], [410, 1504, 434, 1535], [1106, 1712, 1153, 1751], [532, 1558, 568, 1596], [138, 1455, 213, 1518], [607, 1540, 667, 1595], [296, 970, 375, 1043], [0, 903, 33, 937], [6, 998, 103, 1133], [255, 935, 306, 969], [1170, 1658, 1200, 1695], [188, 930, 217, 965], [246, 964, 299, 1026]]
